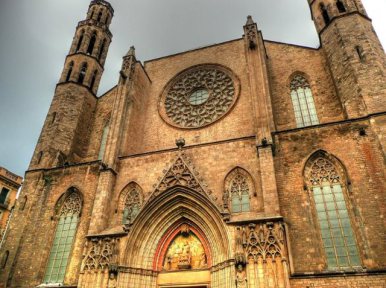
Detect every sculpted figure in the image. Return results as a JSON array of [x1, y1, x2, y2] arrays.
[[107, 273, 117, 288], [235, 264, 247, 288]]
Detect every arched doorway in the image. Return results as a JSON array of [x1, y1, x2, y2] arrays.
[[154, 220, 211, 287], [121, 186, 232, 288]]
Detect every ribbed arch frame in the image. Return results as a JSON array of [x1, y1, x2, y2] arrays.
[[122, 186, 231, 269]]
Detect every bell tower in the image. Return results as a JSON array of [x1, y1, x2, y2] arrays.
[[309, 0, 386, 118], [30, 0, 114, 170]]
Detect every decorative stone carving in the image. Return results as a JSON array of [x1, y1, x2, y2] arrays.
[[235, 264, 247, 288], [242, 222, 286, 261], [60, 192, 81, 216], [290, 75, 310, 90], [120, 182, 143, 225], [162, 226, 207, 271], [159, 65, 239, 129], [152, 156, 205, 198], [82, 237, 119, 271], [244, 16, 258, 49], [309, 157, 340, 186]]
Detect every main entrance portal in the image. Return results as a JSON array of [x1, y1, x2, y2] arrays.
[[155, 222, 212, 288]]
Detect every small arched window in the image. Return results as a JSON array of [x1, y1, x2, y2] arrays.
[[76, 31, 84, 52], [78, 63, 87, 84], [44, 190, 82, 283], [120, 183, 143, 225], [51, 112, 57, 124], [320, 3, 331, 25], [89, 8, 95, 20], [336, 0, 346, 13], [306, 152, 361, 269], [65, 62, 74, 82], [97, 10, 103, 22], [90, 70, 98, 90], [37, 151, 43, 164], [225, 168, 253, 213], [290, 75, 319, 127], [98, 39, 106, 60], [87, 32, 97, 55], [355, 46, 365, 62], [98, 121, 109, 160]]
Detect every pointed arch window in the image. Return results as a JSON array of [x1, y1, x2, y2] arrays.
[[98, 121, 109, 160], [44, 190, 82, 284], [307, 154, 361, 269], [78, 63, 87, 84], [336, 0, 346, 13], [76, 31, 84, 52], [225, 168, 252, 213], [290, 75, 319, 127], [121, 183, 142, 225], [87, 32, 97, 55], [320, 3, 331, 25], [65, 62, 73, 82], [98, 39, 106, 60], [97, 11, 103, 22], [90, 70, 98, 91]]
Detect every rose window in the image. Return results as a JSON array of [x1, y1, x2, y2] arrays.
[[159, 65, 239, 128]]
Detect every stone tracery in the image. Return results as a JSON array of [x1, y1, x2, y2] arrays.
[[159, 65, 238, 128], [60, 191, 82, 216]]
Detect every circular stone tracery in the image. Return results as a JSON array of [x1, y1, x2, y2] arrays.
[[159, 65, 239, 128]]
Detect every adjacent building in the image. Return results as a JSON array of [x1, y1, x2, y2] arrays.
[[0, 167, 22, 242], [0, 0, 385, 287]]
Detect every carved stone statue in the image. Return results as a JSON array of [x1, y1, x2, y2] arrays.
[[178, 241, 192, 269], [235, 264, 247, 288], [107, 273, 117, 288]]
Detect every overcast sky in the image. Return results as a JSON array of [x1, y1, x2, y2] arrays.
[[0, 0, 385, 177]]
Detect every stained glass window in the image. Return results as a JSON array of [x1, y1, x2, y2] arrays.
[[290, 75, 319, 128], [98, 123, 109, 160], [44, 192, 81, 284], [229, 170, 250, 213], [188, 89, 209, 105], [122, 184, 142, 224], [309, 157, 361, 269]]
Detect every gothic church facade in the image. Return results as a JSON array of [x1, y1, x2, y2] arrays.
[[1, 0, 385, 287]]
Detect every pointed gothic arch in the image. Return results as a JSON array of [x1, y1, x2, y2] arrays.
[[122, 186, 231, 286], [44, 187, 82, 284], [118, 181, 143, 225], [304, 151, 361, 269], [224, 167, 254, 213]]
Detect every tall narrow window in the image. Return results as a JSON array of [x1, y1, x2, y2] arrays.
[[290, 75, 319, 127], [355, 46, 365, 62], [76, 31, 84, 52], [44, 191, 81, 284], [78, 63, 87, 84], [37, 151, 43, 164], [65, 62, 73, 82], [320, 3, 330, 25], [87, 32, 97, 55], [90, 70, 98, 90], [98, 122, 109, 160], [307, 154, 361, 269], [89, 8, 95, 20], [105, 14, 110, 25], [98, 39, 106, 60], [97, 11, 103, 22], [0, 188, 9, 205], [336, 0, 346, 13], [225, 168, 252, 213], [121, 183, 142, 225]]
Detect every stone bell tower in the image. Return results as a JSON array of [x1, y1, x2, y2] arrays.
[[309, 0, 386, 118], [30, 0, 114, 170]]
